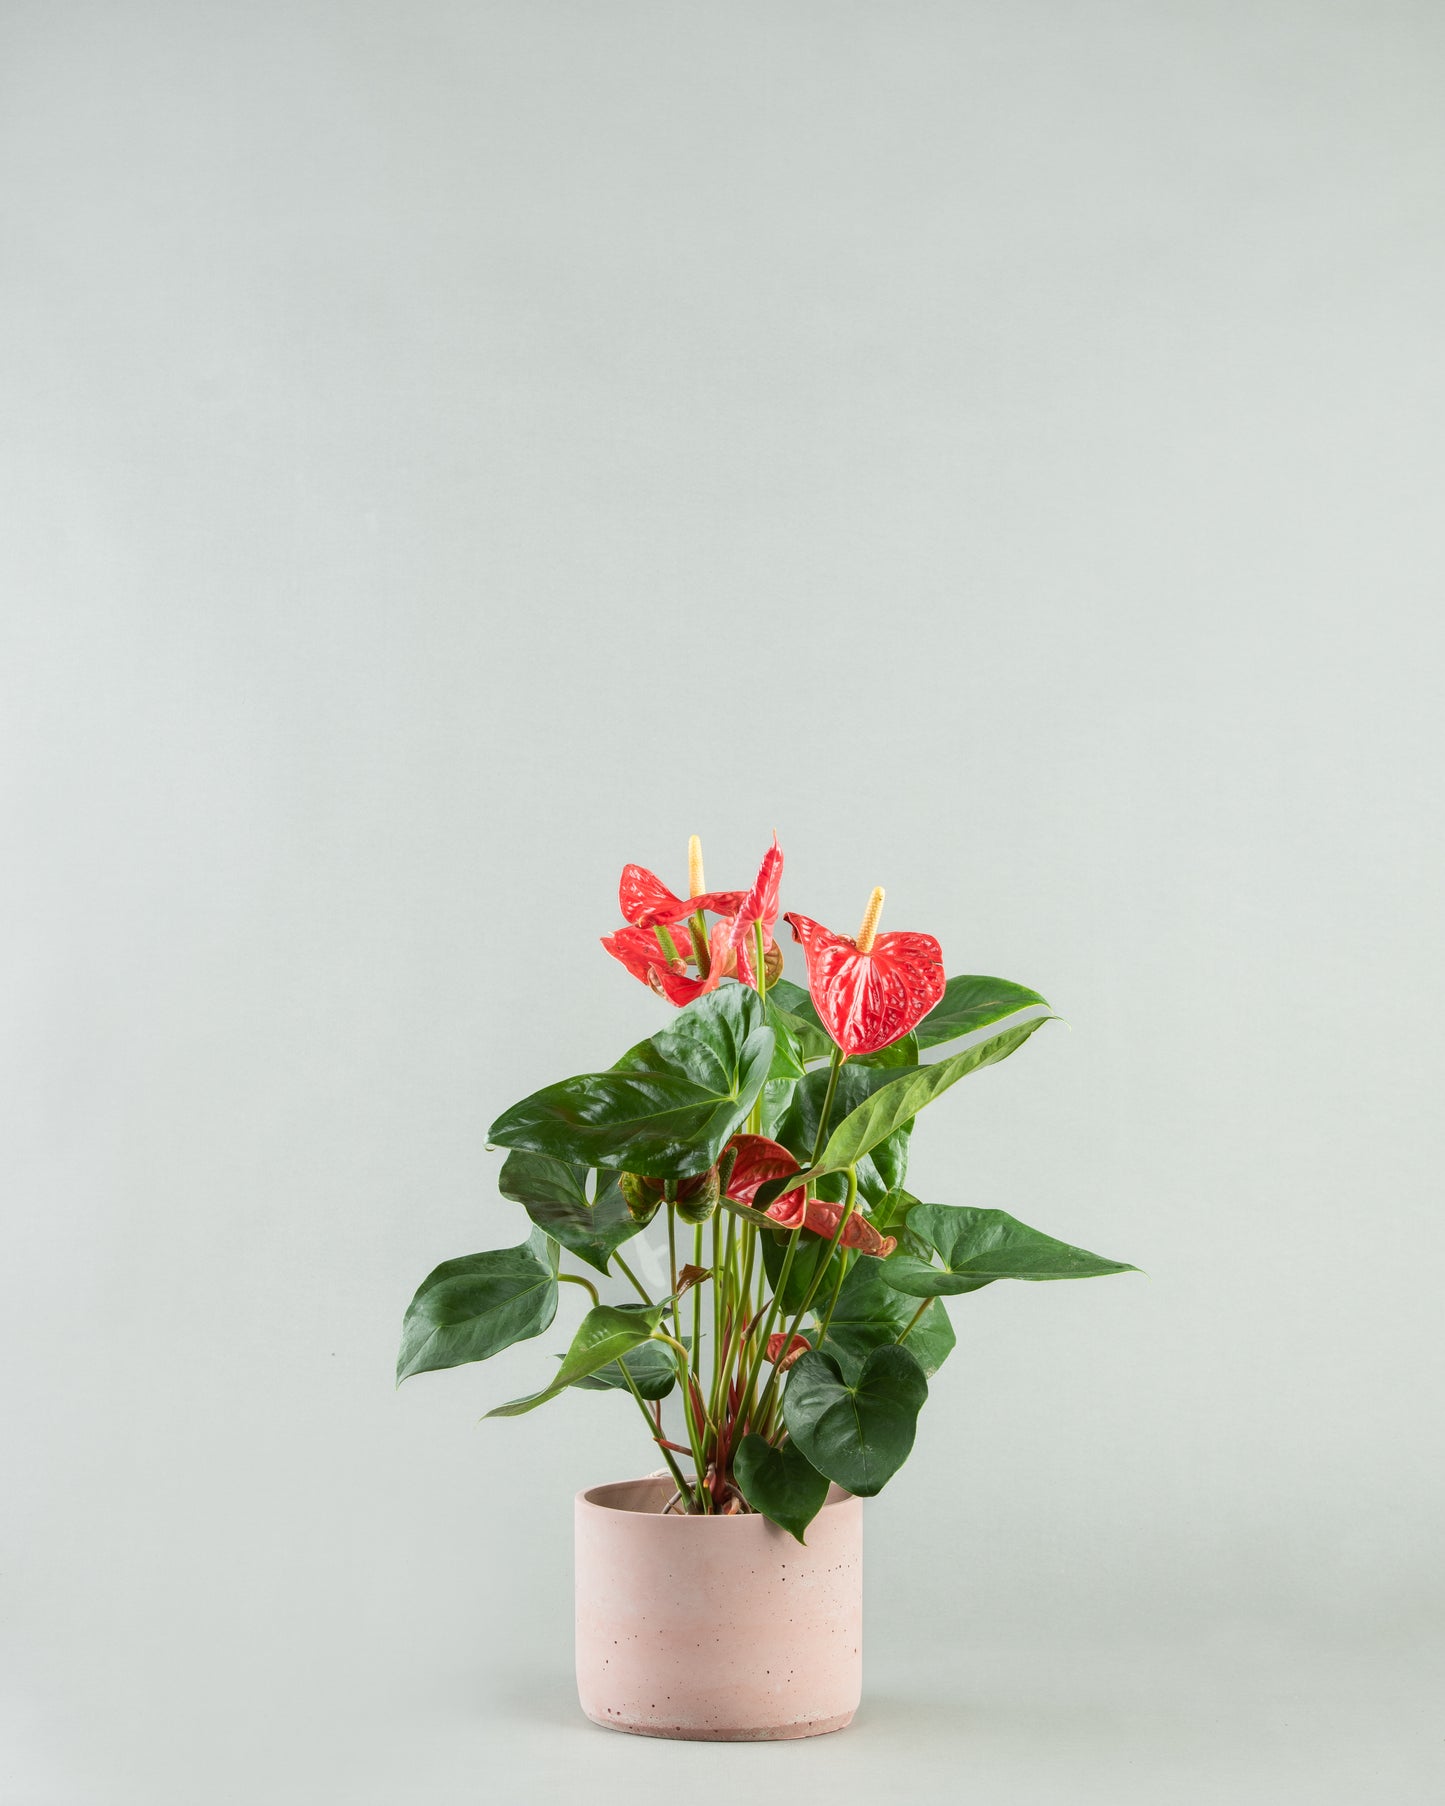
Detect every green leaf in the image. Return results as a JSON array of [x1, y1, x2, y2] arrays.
[[815, 1256, 956, 1381], [569, 1337, 679, 1400], [882, 1205, 1138, 1296], [764, 999, 807, 1082], [488, 986, 774, 1179], [852, 1031, 919, 1070], [733, 1434, 831, 1543], [869, 1188, 919, 1234], [763, 980, 834, 1062], [812, 1016, 1054, 1178], [497, 1151, 641, 1276], [783, 1345, 928, 1498], [396, 1231, 558, 1383], [914, 974, 1051, 1052], [774, 1063, 914, 1207], [485, 1301, 670, 1417]]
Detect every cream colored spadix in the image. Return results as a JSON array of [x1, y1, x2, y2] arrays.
[[855, 886, 886, 953], [688, 833, 705, 899]]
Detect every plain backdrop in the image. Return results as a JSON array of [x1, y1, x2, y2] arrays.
[[2, 3, 1442, 1801]]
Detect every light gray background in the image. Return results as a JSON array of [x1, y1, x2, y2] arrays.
[[3, 3, 1441, 1801]]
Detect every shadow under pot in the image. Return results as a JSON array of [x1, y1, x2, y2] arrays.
[[574, 1474, 862, 1742]]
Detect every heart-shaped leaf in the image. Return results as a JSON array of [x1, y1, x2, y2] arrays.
[[882, 1205, 1138, 1296], [783, 1345, 928, 1497], [498, 1152, 641, 1276], [733, 1434, 830, 1543], [815, 1255, 955, 1382], [568, 1336, 679, 1400], [488, 985, 774, 1179], [486, 1301, 671, 1417], [914, 975, 1051, 1051], [396, 1230, 558, 1383]]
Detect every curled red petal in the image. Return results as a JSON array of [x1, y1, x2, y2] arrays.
[[601, 925, 674, 986], [784, 912, 944, 1058], [729, 835, 783, 954], [765, 1331, 811, 1371], [723, 1134, 802, 1208], [656, 919, 737, 1007], [619, 865, 690, 929], [619, 863, 748, 929]]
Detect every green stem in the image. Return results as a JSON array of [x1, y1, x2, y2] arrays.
[[690, 909, 711, 977], [666, 1204, 682, 1344], [655, 1333, 711, 1511], [691, 1219, 705, 1449], [757, 1168, 859, 1425], [620, 1361, 690, 1499], [897, 1297, 932, 1343], [809, 1045, 845, 1168], [613, 1252, 652, 1305], [557, 1271, 600, 1307]]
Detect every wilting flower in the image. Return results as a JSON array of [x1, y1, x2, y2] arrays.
[[722, 1134, 897, 1258], [784, 888, 944, 1057], [765, 1332, 811, 1371]]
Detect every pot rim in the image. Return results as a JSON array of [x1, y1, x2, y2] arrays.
[[577, 1474, 854, 1520]]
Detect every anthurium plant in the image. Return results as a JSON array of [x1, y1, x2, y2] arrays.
[[397, 836, 1134, 1540]]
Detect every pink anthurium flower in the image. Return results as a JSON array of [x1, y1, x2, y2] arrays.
[[784, 887, 944, 1057]]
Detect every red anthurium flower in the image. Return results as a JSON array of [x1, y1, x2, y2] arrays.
[[765, 1186, 897, 1258], [722, 1134, 897, 1258], [784, 888, 944, 1057], [618, 865, 745, 931], [600, 923, 692, 995], [722, 1135, 806, 1213], [727, 833, 783, 985], [765, 1332, 811, 1371], [605, 837, 786, 1007]]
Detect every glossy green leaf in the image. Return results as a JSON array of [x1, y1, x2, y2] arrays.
[[763, 980, 834, 1062], [783, 1345, 928, 1497], [815, 1256, 955, 1382], [764, 999, 807, 1082], [485, 1301, 670, 1417], [882, 1205, 1138, 1296], [852, 1031, 919, 1070], [569, 1336, 680, 1400], [914, 974, 1050, 1052], [488, 986, 774, 1179], [812, 1016, 1053, 1178], [775, 1063, 914, 1208], [497, 1151, 641, 1276], [397, 1230, 558, 1383], [733, 1434, 830, 1542]]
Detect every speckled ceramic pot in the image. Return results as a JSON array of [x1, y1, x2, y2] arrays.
[[574, 1475, 862, 1741]]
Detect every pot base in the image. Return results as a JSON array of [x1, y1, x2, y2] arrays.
[[583, 1706, 855, 1742]]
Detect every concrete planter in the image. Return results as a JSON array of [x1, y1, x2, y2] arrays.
[[574, 1475, 862, 1741]]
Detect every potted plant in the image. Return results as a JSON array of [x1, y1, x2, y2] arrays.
[[397, 835, 1134, 1740]]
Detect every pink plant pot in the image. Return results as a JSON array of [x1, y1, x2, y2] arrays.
[[574, 1475, 862, 1741]]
